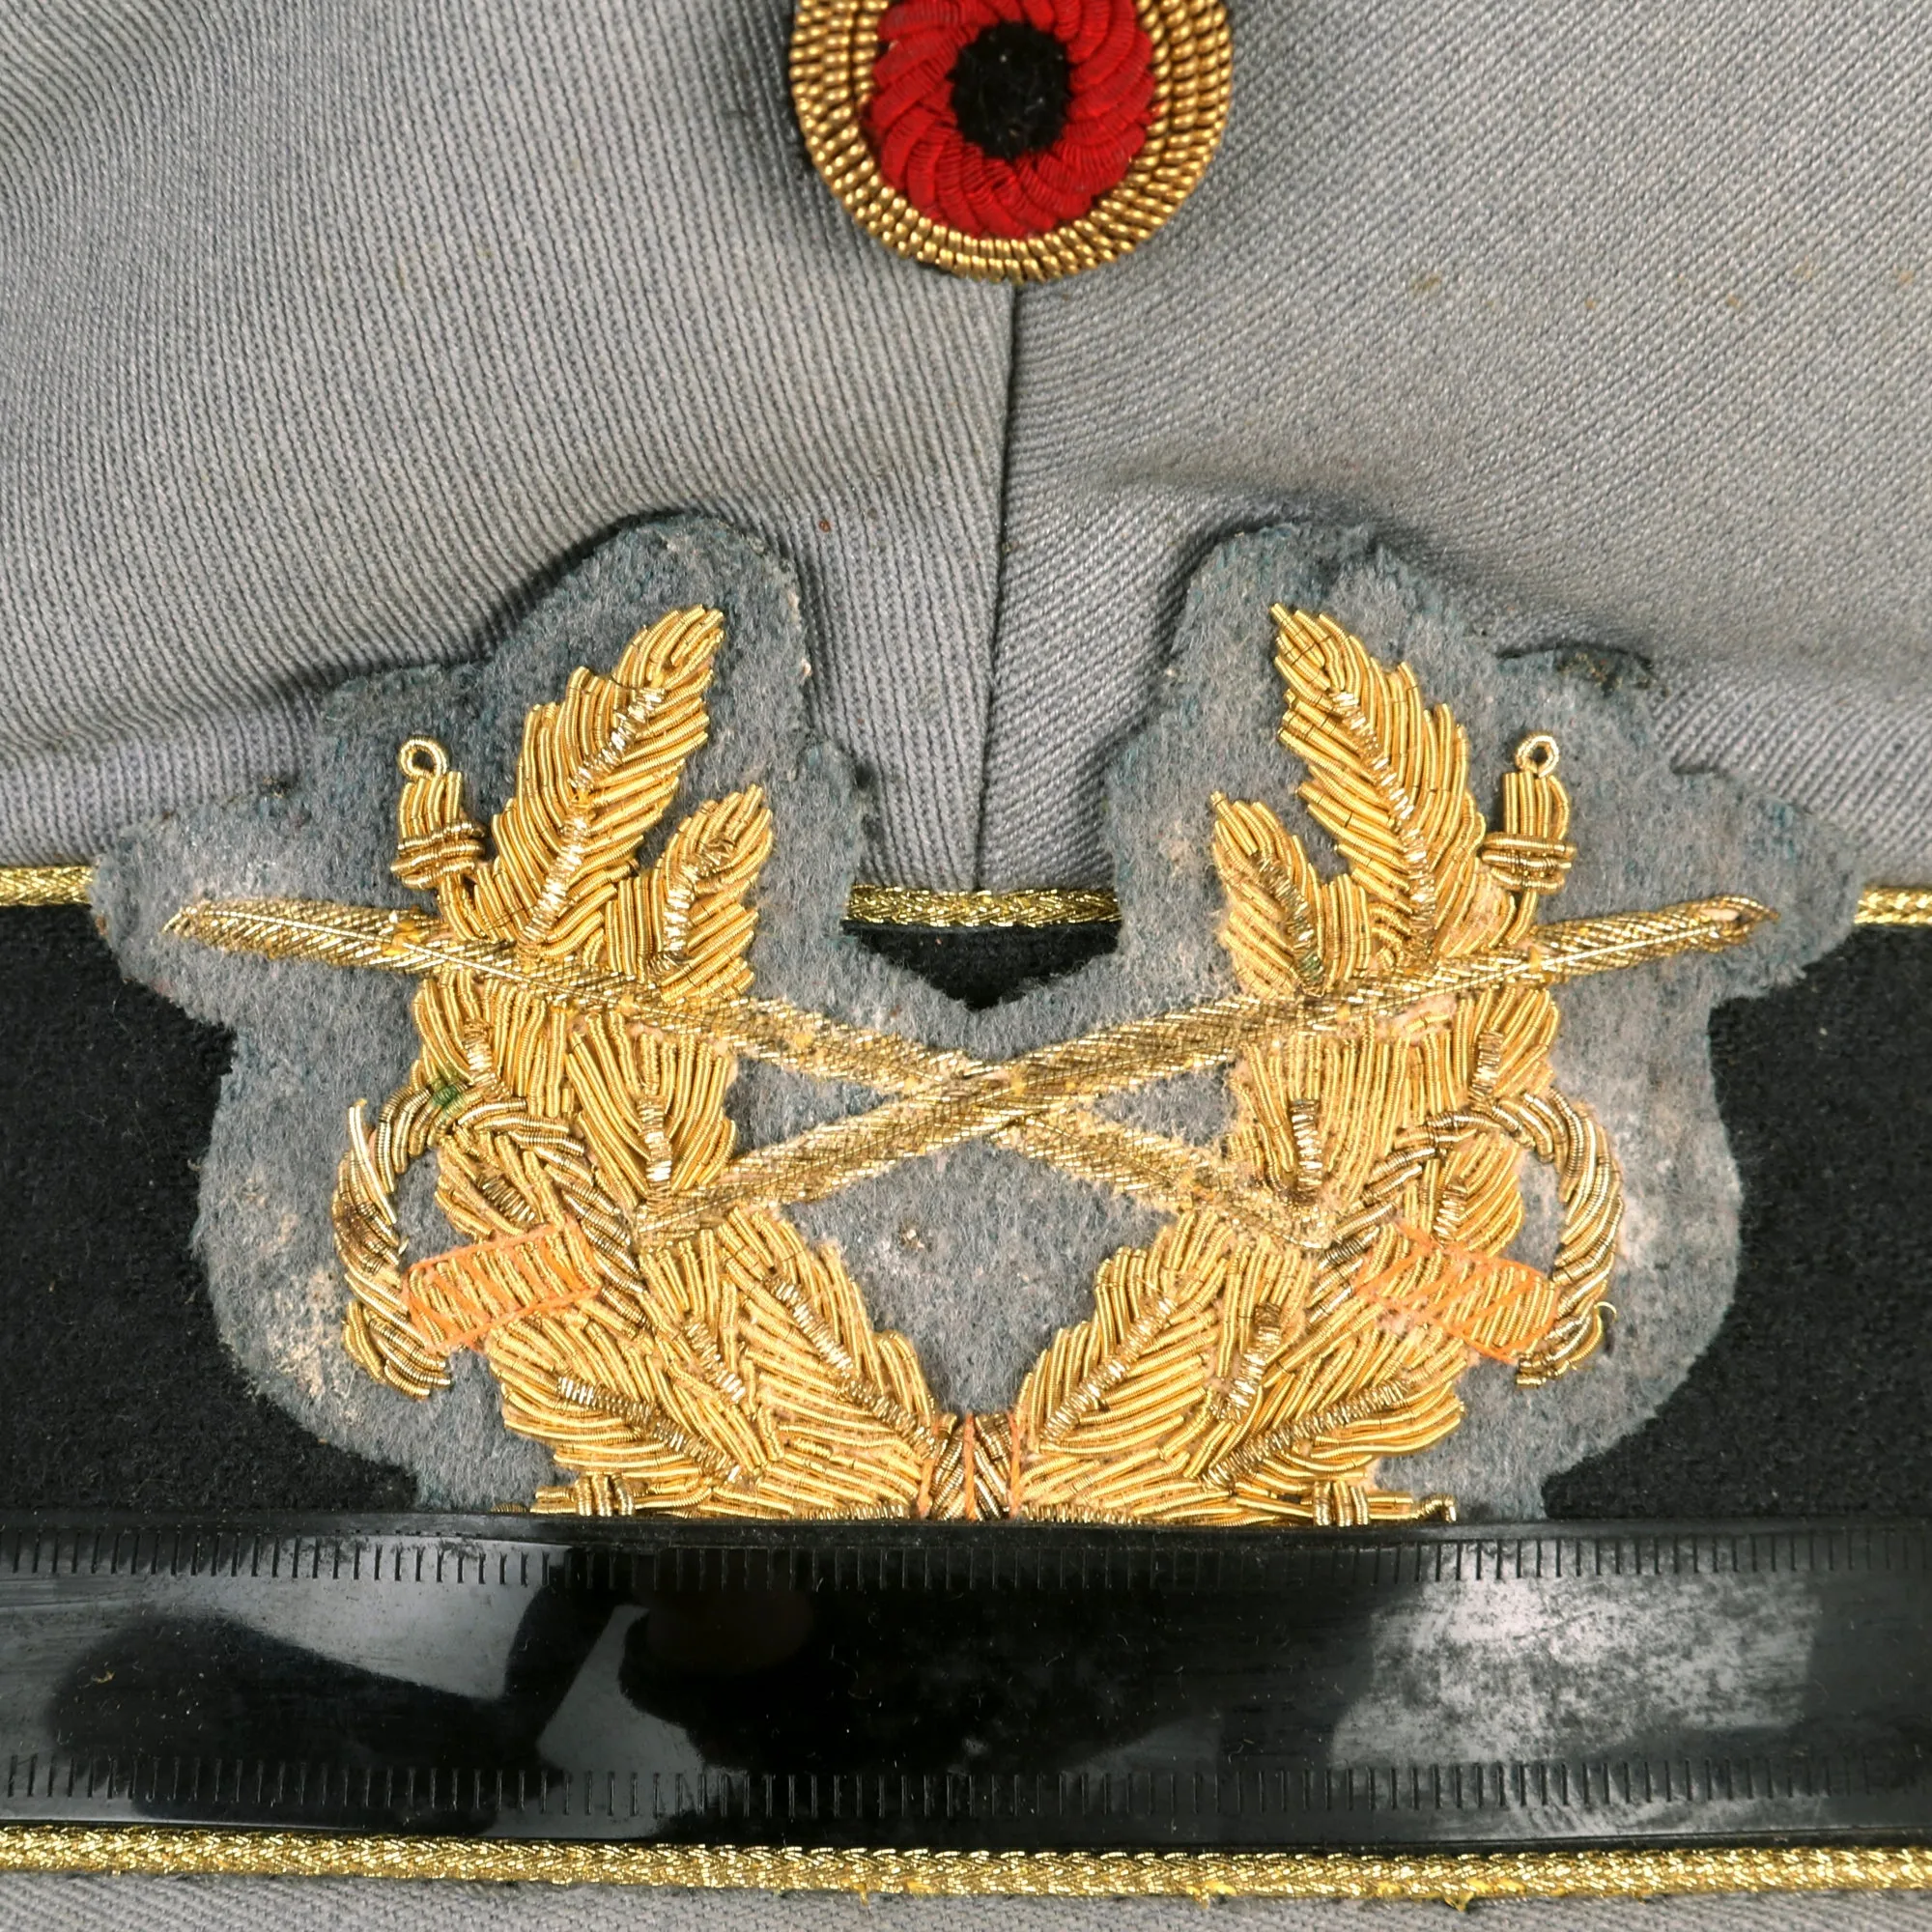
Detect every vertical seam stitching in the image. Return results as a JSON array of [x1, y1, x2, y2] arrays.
[[972, 284, 1027, 891]]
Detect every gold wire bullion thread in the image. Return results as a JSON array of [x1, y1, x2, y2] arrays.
[[0, 1830, 1925, 1898], [165, 604, 1781, 1524], [789, 0, 1233, 285], [169, 604, 1758, 1522], [0, 614, 1920, 1530], [554, 1372, 741, 1484], [1206, 1373, 1421, 1485]]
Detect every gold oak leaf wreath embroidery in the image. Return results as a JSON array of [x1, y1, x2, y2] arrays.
[[167, 605, 1772, 1523]]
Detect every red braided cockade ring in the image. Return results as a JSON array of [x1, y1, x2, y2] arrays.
[[792, 0, 1232, 282]]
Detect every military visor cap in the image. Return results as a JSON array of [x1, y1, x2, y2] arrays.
[[1, 0, 1930, 1908]]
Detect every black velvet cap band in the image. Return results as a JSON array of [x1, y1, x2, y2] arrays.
[[2, 906, 1926, 1517]]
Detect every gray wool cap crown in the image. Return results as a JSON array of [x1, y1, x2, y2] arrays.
[[4, 0, 1931, 885], [95, 515, 1860, 1518]]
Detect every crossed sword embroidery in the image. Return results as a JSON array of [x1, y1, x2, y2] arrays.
[[169, 605, 1769, 1524]]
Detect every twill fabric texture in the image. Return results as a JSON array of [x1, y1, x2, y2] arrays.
[[2, 0, 1929, 878], [0, 0, 1013, 886]]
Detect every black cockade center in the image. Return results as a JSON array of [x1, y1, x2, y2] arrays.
[[951, 22, 1071, 160]]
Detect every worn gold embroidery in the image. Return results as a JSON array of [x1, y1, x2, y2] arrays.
[[1856, 886, 1932, 925], [169, 605, 1773, 1521]]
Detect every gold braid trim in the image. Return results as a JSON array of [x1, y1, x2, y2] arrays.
[[0, 866, 92, 905], [1857, 886, 1932, 925], [0, 1831, 1924, 1898], [7, 869, 1929, 926], [790, 0, 1232, 285], [167, 894, 1768, 1253], [846, 885, 1121, 927]]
